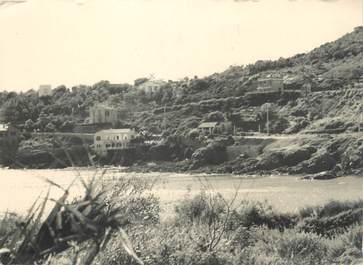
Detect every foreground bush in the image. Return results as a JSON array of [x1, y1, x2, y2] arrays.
[[1, 180, 362, 265], [0, 172, 147, 265], [298, 200, 363, 237], [93, 191, 363, 265]]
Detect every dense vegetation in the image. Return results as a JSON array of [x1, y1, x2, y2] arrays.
[[1, 174, 362, 265], [1, 27, 363, 173], [0, 27, 362, 135]]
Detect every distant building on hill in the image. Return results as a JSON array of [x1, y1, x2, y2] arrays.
[[198, 122, 219, 135], [71, 85, 89, 93], [73, 104, 121, 133], [136, 79, 167, 94], [198, 121, 232, 135], [38, 85, 52, 97], [94, 128, 137, 156], [89, 104, 118, 125], [255, 77, 284, 93]]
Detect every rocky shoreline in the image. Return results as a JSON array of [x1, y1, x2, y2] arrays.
[[7, 133, 363, 180], [121, 134, 363, 179]]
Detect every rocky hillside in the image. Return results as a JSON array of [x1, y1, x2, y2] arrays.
[[133, 26, 363, 136], [1, 27, 363, 172], [0, 27, 362, 135]]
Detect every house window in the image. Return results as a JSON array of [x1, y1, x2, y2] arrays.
[[117, 136, 119, 140], [96, 136, 101, 141], [105, 110, 110, 117]]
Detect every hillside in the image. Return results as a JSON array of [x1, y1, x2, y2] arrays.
[[0, 27, 363, 172], [1, 27, 362, 133]]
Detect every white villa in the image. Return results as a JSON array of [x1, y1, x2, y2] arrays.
[[94, 128, 137, 156], [136, 79, 167, 94], [38, 85, 52, 97]]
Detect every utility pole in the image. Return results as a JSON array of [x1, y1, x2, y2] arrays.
[[359, 114, 361, 133], [163, 105, 167, 132], [266, 103, 270, 135]]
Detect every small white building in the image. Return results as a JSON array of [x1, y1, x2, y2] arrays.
[[198, 121, 233, 135], [94, 128, 137, 156], [38, 85, 52, 97], [198, 122, 219, 135], [136, 79, 167, 94]]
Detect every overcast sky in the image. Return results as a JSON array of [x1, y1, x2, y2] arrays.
[[0, 0, 362, 92]]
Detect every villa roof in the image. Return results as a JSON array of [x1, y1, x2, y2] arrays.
[[96, 128, 135, 134], [91, 104, 115, 110], [137, 79, 167, 87], [198, 122, 218, 128], [0, 124, 9, 132]]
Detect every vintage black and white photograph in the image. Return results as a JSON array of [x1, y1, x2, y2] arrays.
[[0, 0, 362, 264]]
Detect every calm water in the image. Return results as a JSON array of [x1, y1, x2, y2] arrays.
[[0, 167, 363, 215]]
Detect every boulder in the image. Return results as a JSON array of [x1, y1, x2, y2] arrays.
[[283, 147, 315, 166], [255, 152, 284, 170], [255, 146, 315, 171], [304, 149, 336, 173], [341, 144, 363, 171], [302, 171, 337, 180], [190, 142, 227, 169]]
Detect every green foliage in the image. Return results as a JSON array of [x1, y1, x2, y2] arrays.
[[299, 200, 363, 219], [106, 177, 160, 224], [0, 171, 148, 265], [229, 201, 297, 231], [237, 228, 329, 265], [2, 187, 356, 265], [297, 208, 362, 237], [95, 194, 363, 265], [175, 192, 225, 224], [204, 111, 225, 122]]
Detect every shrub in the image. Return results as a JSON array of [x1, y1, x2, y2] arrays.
[[229, 201, 297, 231], [106, 176, 160, 224], [175, 192, 226, 224], [297, 208, 362, 237], [299, 200, 363, 219], [237, 228, 329, 265], [326, 225, 363, 264]]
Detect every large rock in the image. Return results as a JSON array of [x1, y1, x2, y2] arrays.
[[341, 142, 363, 171], [283, 147, 315, 166], [255, 152, 285, 170], [303, 149, 336, 174], [302, 171, 337, 180], [255, 147, 315, 170], [190, 142, 227, 169]]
